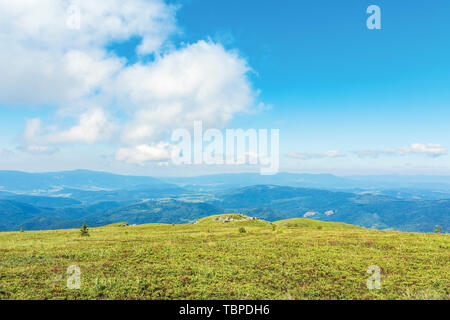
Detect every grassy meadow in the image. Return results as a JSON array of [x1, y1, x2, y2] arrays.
[[0, 214, 448, 300]]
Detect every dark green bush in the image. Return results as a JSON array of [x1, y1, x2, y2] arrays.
[[80, 223, 90, 237]]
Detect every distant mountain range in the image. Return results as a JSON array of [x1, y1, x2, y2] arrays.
[[164, 172, 450, 198], [212, 185, 449, 232], [0, 169, 174, 192], [0, 170, 448, 232]]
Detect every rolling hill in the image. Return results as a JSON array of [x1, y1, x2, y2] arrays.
[[0, 215, 448, 300]]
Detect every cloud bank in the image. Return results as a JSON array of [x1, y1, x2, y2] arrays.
[[354, 143, 448, 158], [288, 150, 345, 160], [289, 143, 447, 161]]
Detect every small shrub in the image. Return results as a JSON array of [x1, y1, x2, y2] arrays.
[[239, 227, 247, 234], [317, 226, 323, 230], [20, 227, 24, 232], [80, 223, 90, 237], [433, 225, 442, 233]]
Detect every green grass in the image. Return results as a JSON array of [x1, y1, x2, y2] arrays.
[[0, 214, 448, 300], [100, 222, 129, 228], [274, 218, 362, 230]]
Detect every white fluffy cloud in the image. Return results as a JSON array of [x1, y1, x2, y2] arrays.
[[0, 0, 175, 106], [116, 40, 254, 145], [404, 143, 447, 157], [0, 0, 258, 159], [22, 108, 115, 147], [115, 143, 174, 165], [354, 143, 448, 158]]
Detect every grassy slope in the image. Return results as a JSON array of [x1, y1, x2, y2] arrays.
[[274, 218, 362, 229], [0, 215, 448, 300], [196, 214, 269, 227]]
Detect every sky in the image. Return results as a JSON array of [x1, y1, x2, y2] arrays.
[[0, 0, 449, 176]]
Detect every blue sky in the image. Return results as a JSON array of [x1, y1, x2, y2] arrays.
[[0, 0, 449, 176]]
